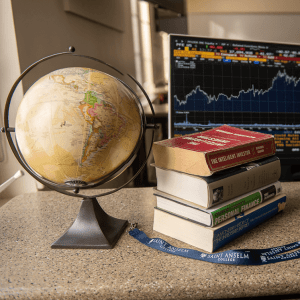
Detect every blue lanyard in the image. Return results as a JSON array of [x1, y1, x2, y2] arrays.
[[129, 228, 300, 265]]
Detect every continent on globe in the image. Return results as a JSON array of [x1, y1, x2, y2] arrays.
[[15, 67, 142, 185]]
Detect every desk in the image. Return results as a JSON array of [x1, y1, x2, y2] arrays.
[[1, 183, 300, 299]]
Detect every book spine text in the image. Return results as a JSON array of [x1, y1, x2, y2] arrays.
[[206, 139, 275, 172], [213, 196, 286, 252], [211, 183, 280, 226]]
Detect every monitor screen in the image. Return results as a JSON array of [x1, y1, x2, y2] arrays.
[[169, 34, 300, 165]]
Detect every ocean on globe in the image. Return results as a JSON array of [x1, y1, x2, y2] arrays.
[[15, 67, 142, 186]]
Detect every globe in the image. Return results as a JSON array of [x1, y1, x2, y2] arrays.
[[15, 67, 142, 187], [3, 48, 155, 249]]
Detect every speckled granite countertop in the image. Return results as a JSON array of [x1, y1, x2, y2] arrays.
[[0, 183, 300, 299]]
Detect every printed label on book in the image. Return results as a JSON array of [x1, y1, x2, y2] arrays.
[[206, 139, 275, 171], [261, 185, 278, 201], [213, 198, 284, 250], [212, 186, 224, 204], [212, 192, 262, 226]]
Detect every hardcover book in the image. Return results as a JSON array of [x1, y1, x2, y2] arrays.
[[152, 125, 276, 176], [154, 181, 282, 227], [153, 194, 286, 253], [153, 155, 281, 208]]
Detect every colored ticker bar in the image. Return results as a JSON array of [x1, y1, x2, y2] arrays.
[[249, 58, 267, 62], [226, 56, 247, 61], [174, 50, 218, 58], [200, 51, 215, 56], [274, 56, 300, 61], [202, 55, 222, 59], [174, 50, 195, 57], [174, 49, 300, 63]]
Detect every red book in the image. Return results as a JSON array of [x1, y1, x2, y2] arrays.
[[152, 125, 276, 176]]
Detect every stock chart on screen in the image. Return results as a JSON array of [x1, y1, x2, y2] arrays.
[[169, 35, 300, 162]]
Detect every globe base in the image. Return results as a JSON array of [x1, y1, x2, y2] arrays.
[[51, 197, 128, 249]]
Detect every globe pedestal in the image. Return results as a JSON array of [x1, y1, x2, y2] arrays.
[[51, 198, 128, 249]]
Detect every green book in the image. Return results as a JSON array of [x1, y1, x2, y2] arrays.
[[154, 181, 282, 227]]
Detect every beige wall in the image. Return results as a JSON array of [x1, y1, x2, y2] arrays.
[[0, 0, 139, 197], [186, 0, 300, 44], [187, 0, 300, 14], [11, 0, 136, 93], [0, 0, 37, 199]]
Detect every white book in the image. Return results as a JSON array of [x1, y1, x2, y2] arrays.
[[153, 155, 281, 208], [154, 181, 282, 227]]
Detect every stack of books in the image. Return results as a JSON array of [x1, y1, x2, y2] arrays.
[[152, 125, 287, 253]]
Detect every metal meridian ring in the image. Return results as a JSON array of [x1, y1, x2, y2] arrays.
[[4, 47, 156, 199]]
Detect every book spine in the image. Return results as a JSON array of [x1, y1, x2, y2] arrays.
[[207, 157, 280, 207], [212, 195, 286, 252], [211, 182, 281, 227], [206, 138, 275, 173]]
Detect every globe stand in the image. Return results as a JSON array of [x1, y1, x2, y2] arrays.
[[51, 197, 128, 249], [2, 46, 157, 250]]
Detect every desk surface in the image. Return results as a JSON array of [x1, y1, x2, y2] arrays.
[[1, 183, 300, 299]]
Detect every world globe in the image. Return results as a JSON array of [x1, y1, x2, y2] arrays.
[[3, 48, 155, 249], [15, 67, 142, 187]]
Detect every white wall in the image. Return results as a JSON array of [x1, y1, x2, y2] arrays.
[[0, 0, 37, 199], [187, 0, 300, 44], [187, 14, 300, 44]]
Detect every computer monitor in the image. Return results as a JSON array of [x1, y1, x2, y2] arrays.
[[169, 34, 300, 181]]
